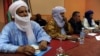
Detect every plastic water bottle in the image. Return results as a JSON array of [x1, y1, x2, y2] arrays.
[[79, 28, 85, 44], [99, 20, 100, 29]]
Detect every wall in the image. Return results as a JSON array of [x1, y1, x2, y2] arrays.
[[86, 0, 100, 20], [0, 0, 5, 31], [0, 0, 5, 23], [30, 0, 64, 21], [30, 0, 85, 20], [30, 0, 100, 21], [30, 0, 64, 15], [64, 0, 86, 20]]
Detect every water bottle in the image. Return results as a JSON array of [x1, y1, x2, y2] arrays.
[[99, 20, 100, 29], [79, 28, 85, 44]]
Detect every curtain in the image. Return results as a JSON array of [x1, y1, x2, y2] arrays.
[[3, 0, 12, 24]]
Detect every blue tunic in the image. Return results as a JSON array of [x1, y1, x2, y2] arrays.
[[0, 21, 51, 53]]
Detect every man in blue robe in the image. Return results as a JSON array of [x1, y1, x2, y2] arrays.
[[0, 0, 51, 55]]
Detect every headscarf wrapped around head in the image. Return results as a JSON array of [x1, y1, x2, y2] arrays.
[[52, 6, 66, 28], [52, 6, 66, 34], [85, 10, 94, 27], [9, 0, 28, 18]]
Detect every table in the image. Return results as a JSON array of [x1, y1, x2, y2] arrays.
[[0, 34, 100, 56], [67, 34, 100, 56], [44, 39, 78, 56]]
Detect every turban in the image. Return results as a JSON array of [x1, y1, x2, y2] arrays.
[[52, 6, 66, 28], [52, 6, 66, 17], [9, 0, 28, 17], [85, 10, 94, 27], [85, 10, 94, 18]]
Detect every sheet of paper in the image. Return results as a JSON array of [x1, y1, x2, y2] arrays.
[[36, 46, 51, 56], [88, 33, 97, 36], [31, 45, 41, 54], [88, 27, 95, 30], [31, 44, 52, 56], [95, 35, 100, 41]]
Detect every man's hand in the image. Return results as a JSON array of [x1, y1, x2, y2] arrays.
[[16, 45, 35, 56], [39, 40, 48, 51], [58, 35, 67, 40], [67, 36, 78, 42], [16, 46, 24, 53], [24, 45, 35, 56]]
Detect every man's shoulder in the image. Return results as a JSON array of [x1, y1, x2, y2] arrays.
[[2, 21, 15, 31], [30, 21, 41, 29], [31, 21, 39, 25], [5, 21, 15, 27], [68, 18, 74, 23], [83, 18, 87, 20]]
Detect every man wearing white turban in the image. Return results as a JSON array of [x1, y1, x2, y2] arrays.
[[44, 6, 78, 40], [0, 0, 51, 55]]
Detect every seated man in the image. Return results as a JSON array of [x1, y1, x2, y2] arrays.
[[0, 1, 51, 56], [44, 6, 77, 40], [83, 10, 98, 30], [34, 14, 47, 26], [69, 11, 83, 34]]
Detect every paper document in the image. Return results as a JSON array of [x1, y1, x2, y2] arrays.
[[31, 44, 51, 56], [88, 27, 95, 30], [95, 35, 100, 41], [31, 45, 41, 54], [88, 33, 97, 36]]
